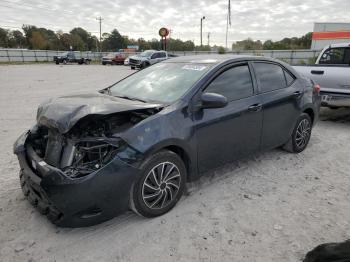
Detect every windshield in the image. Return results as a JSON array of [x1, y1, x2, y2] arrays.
[[140, 50, 155, 57], [110, 63, 212, 103]]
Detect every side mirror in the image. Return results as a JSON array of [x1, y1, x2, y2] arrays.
[[200, 93, 228, 109]]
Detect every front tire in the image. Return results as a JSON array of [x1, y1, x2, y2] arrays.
[[283, 113, 312, 153], [130, 150, 186, 218]]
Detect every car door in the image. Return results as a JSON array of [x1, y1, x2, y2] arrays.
[[158, 52, 167, 62], [313, 47, 350, 91], [150, 53, 160, 64], [194, 63, 263, 172], [252, 61, 302, 150]]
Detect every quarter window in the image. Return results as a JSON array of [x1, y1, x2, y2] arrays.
[[205, 64, 254, 101], [253, 62, 287, 92], [284, 70, 295, 86]]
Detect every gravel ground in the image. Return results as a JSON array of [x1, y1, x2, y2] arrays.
[[0, 64, 349, 262]]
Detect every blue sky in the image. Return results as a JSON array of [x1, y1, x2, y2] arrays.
[[0, 0, 349, 46]]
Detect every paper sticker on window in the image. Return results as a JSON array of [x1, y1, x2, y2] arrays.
[[182, 65, 207, 71]]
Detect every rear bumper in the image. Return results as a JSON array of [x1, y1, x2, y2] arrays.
[[320, 91, 350, 107], [14, 131, 141, 227]]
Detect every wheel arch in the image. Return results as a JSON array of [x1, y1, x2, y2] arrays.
[[303, 107, 315, 124], [142, 141, 197, 181]]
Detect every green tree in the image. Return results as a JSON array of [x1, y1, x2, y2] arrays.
[[102, 29, 126, 51], [217, 46, 225, 54], [232, 38, 263, 50], [0, 28, 9, 47], [8, 30, 26, 48]]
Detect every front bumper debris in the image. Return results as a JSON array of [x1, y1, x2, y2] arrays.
[[14, 131, 141, 227]]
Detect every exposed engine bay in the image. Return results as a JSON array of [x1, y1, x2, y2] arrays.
[[28, 109, 158, 178]]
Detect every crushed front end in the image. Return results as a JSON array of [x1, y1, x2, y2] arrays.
[[13, 110, 156, 227]]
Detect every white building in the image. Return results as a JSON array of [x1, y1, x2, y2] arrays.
[[311, 22, 350, 50]]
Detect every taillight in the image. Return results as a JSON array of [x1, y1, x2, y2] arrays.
[[313, 84, 321, 93]]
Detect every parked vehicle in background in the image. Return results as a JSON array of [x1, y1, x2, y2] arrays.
[[293, 43, 350, 108], [54, 51, 91, 65], [101, 52, 126, 65], [124, 57, 129, 66], [14, 55, 321, 227], [129, 50, 168, 69]]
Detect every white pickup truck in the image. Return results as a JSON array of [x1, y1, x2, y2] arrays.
[[293, 43, 350, 108], [128, 50, 168, 70]]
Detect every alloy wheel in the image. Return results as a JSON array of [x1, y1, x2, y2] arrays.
[[142, 162, 181, 210], [295, 118, 311, 148]]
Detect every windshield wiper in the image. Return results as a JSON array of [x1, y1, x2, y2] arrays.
[[113, 94, 147, 103]]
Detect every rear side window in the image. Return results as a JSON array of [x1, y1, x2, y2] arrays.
[[159, 52, 166, 58], [319, 48, 350, 64], [205, 64, 254, 101], [253, 62, 287, 93]]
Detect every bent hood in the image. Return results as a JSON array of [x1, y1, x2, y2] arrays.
[[37, 93, 162, 133]]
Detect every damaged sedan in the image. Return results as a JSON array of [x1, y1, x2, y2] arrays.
[[14, 55, 321, 227]]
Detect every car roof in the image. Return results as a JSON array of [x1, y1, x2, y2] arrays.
[[164, 54, 278, 64], [328, 43, 350, 48]]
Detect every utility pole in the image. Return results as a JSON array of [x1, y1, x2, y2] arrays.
[[168, 29, 173, 51], [96, 16, 103, 52], [226, 0, 231, 49], [200, 16, 205, 46], [207, 32, 210, 46]]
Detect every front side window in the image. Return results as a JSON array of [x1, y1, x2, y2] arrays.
[[151, 53, 159, 59], [319, 48, 349, 64], [253, 62, 287, 93], [205, 64, 254, 101], [140, 50, 154, 57]]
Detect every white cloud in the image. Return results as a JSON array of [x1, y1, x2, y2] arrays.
[[1, 0, 350, 46]]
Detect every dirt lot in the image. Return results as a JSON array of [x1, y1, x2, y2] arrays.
[[0, 64, 349, 262]]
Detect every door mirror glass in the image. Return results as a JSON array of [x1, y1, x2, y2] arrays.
[[200, 93, 228, 109]]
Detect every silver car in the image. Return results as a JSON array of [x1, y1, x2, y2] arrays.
[[129, 50, 168, 69]]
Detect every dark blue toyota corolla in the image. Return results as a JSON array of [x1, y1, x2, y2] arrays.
[[14, 55, 321, 227]]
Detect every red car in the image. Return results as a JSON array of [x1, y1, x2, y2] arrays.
[[101, 52, 126, 65]]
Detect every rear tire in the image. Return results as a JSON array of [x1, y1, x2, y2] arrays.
[[130, 150, 186, 218], [283, 113, 312, 153]]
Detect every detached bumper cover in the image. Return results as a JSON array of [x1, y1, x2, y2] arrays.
[[14, 131, 141, 227], [321, 88, 350, 107]]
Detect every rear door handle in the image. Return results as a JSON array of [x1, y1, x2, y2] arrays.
[[311, 70, 324, 75], [293, 91, 303, 99], [248, 103, 262, 112]]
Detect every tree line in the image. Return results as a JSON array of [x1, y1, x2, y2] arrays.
[[0, 25, 196, 51], [232, 33, 312, 50], [0, 25, 312, 51]]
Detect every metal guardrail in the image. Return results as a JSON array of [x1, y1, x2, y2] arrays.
[[0, 49, 321, 64]]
